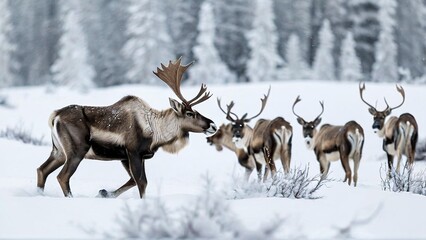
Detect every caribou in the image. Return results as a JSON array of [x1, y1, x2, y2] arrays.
[[217, 88, 293, 181], [36, 58, 217, 198], [292, 96, 364, 186], [359, 83, 418, 175], [206, 123, 259, 181]]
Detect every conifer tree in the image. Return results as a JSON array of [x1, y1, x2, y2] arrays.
[[246, 0, 282, 82], [340, 32, 363, 81], [372, 0, 398, 82], [50, 1, 95, 92], [189, 1, 235, 85], [313, 20, 335, 80], [0, 0, 17, 87]]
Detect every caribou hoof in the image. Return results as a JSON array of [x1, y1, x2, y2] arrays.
[[97, 189, 114, 198]]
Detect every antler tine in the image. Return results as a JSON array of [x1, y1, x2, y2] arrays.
[[153, 57, 193, 106], [226, 101, 238, 121], [292, 95, 304, 120], [385, 84, 406, 111], [245, 86, 271, 122], [188, 84, 208, 104], [188, 84, 212, 106], [359, 82, 376, 109], [217, 98, 237, 121], [315, 100, 325, 121]]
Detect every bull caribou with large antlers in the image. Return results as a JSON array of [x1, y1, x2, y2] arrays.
[[217, 88, 293, 181], [292, 96, 364, 186], [359, 83, 418, 175], [37, 57, 217, 198]]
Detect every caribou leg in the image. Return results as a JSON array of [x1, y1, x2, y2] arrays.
[[255, 160, 263, 182], [37, 148, 66, 191], [57, 155, 86, 197], [340, 152, 352, 186], [127, 151, 147, 198], [98, 160, 136, 198], [386, 153, 394, 178]]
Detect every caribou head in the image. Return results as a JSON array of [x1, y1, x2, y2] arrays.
[[154, 57, 217, 136], [217, 87, 270, 148], [292, 95, 324, 149], [359, 83, 405, 136]]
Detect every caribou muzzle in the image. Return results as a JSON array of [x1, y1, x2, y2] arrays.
[[205, 122, 217, 136]]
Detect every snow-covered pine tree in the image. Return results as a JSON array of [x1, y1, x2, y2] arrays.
[[347, 0, 380, 80], [165, 0, 202, 65], [50, 0, 95, 92], [246, 0, 283, 82], [123, 0, 173, 85], [395, 0, 425, 79], [284, 34, 310, 80], [273, 0, 311, 63], [340, 32, 363, 81], [214, 0, 253, 82], [372, 0, 398, 82], [189, 1, 235, 85], [80, 1, 129, 87], [9, 0, 61, 86], [313, 20, 336, 80], [0, 0, 17, 87], [310, 0, 348, 75]]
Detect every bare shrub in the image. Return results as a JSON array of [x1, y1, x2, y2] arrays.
[[230, 166, 329, 200], [107, 175, 283, 239], [111, 199, 176, 239], [380, 164, 426, 196], [0, 125, 47, 146]]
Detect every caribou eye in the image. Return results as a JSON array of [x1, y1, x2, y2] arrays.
[[185, 111, 195, 118]]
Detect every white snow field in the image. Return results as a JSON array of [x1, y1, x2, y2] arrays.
[[1, 81, 426, 239]]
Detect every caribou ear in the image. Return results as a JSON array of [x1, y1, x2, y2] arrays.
[[368, 107, 377, 115], [384, 108, 392, 116], [313, 117, 322, 127], [297, 117, 305, 125], [169, 98, 184, 114]]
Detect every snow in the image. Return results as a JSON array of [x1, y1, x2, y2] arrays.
[[1, 81, 426, 238]]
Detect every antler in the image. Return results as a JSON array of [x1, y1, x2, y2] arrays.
[[154, 57, 212, 107], [292, 95, 304, 120], [188, 84, 212, 106], [217, 98, 238, 121], [315, 100, 325, 121], [384, 84, 405, 111], [243, 86, 271, 122], [359, 82, 376, 110], [292, 95, 324, 121]]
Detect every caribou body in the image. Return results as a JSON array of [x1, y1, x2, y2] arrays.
[[37, 58, 217, 198], [217, 88, 293, 181], [292, 96, 364, 186], [359, 83, 418, 175]]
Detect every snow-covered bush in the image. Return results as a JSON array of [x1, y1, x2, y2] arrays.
[[108, 176, 282, 239], [0, 125, 46, 146], [230, 166, 328, 200], [381, 165, 426, 196]]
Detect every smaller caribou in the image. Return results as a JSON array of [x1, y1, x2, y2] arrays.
[[218, 88, 293, 181], [359, 83, 418, 175], [292, 96, 364, 186], [206, 123, 259, 181], [37, 58, 217, 198]]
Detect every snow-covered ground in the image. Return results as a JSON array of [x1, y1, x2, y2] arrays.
[[1, 81, 425, 239]]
